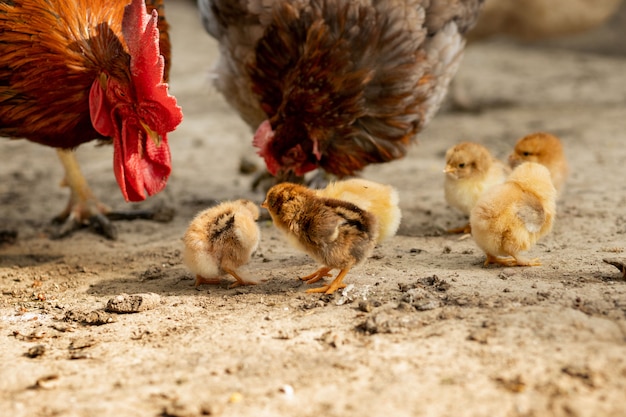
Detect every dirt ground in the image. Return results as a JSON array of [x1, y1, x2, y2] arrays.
[[1, 2, 626, 416]]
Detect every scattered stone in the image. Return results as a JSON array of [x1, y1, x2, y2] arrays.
[[64, 309, 116, 325], [357, 299, 381, 313], [31, 374, 60, 390], [106, 293, 161, 313], [25, 344, 46, 358], [494, 375, 526, 393], [603, 258, 626, 279], [0, 229, 18, 245], [239, 156, 258, 175], [139, 265, 167, 281]]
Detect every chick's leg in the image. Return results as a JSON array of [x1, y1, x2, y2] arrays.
[[306, 268, 349, 295], [223, 267, 257, 289], [484, 253, 541, 267], [300, 267, 332, 285], [447, 223, 471, 234], [194, 275, 222, 287]]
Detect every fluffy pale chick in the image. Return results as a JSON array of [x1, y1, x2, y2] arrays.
[[470, 162, 556, 267], [183, 200, 260, 289], [262, 183, 378, 295], [316, 179, 401, 244], [508, 132, 568, 194], [444, 142, 509, 234]]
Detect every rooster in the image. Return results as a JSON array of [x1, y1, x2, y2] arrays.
[[198, 0, 483, 183], [0, 0, 182, 239]]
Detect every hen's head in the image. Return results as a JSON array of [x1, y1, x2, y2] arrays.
[[89, 0, 182, 202]]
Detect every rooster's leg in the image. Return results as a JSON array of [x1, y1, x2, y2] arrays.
[[300, 267, 332, 285], [306, 268, 349, 295], [54, 150, 175, 239], [55, 149, 116, 239]]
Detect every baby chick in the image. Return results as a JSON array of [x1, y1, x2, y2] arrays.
[[183, 199, 260, 289], [444, 142, 509, 233], [262, 183, 378, 295], [508, 132, 568, 194], [316, 178, 401, 243], [470, 162, 556, 267]]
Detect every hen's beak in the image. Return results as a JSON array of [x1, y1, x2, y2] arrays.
[[140, 120, 162, 147]]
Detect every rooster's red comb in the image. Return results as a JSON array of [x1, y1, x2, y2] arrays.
[[122, 0, 181, 131]]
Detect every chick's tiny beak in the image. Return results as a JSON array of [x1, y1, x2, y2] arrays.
[[508, 154, 521, 167], [140, 120, 162, 147], [261, 200, 268, 209], [443, 166, 455, 174]]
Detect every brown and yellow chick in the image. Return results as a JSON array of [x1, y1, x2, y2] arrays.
[[470, 162, 557, 267], [444, 142, 510, 234], [508, 132, 569, 194], [262, 183, 378, 295], [316, 178, 401, 244], [183, 200, 260, 289]]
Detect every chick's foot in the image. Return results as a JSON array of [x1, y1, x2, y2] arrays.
[[194, 275, 222, 288], [447, 223, 471, 234], [224, 268, 257, 289], [305, 268, 349, 295], [300, 267, 333, 285], [484, 254, 541, 267]]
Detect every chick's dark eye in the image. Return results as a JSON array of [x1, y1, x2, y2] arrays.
[[458, 163, 465, 168], [523, 152, 531, 156]]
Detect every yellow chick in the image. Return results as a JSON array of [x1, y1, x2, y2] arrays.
[[316, 178, 401, 244], [444, 142, 510, 233], [470, 162, 556, 267], [183, 199, 260, 288], [262, 183, 378, 295], [508, 132, 568, 194]]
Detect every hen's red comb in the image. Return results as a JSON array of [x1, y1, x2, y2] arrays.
[[122, 0, 181, 131]]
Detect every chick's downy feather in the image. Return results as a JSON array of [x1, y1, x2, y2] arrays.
[[199, 0, 483, 179], [470, 162, 556, 266], [183, 200, 260, 288], [317, 178, 401, 243]]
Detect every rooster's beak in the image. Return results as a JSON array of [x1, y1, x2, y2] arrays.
[[140, 121, 162, 147]]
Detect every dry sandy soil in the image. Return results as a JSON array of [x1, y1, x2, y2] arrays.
[[1, 2, 626, 416]]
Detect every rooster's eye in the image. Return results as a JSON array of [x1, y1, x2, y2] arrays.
[[114, 87, 126, 99]]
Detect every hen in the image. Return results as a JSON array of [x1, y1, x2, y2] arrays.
[[0, 0, 182, 239], [198, 0, 483, 182]]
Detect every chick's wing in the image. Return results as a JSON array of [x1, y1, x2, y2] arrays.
[[515, 194, 546, 233]]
